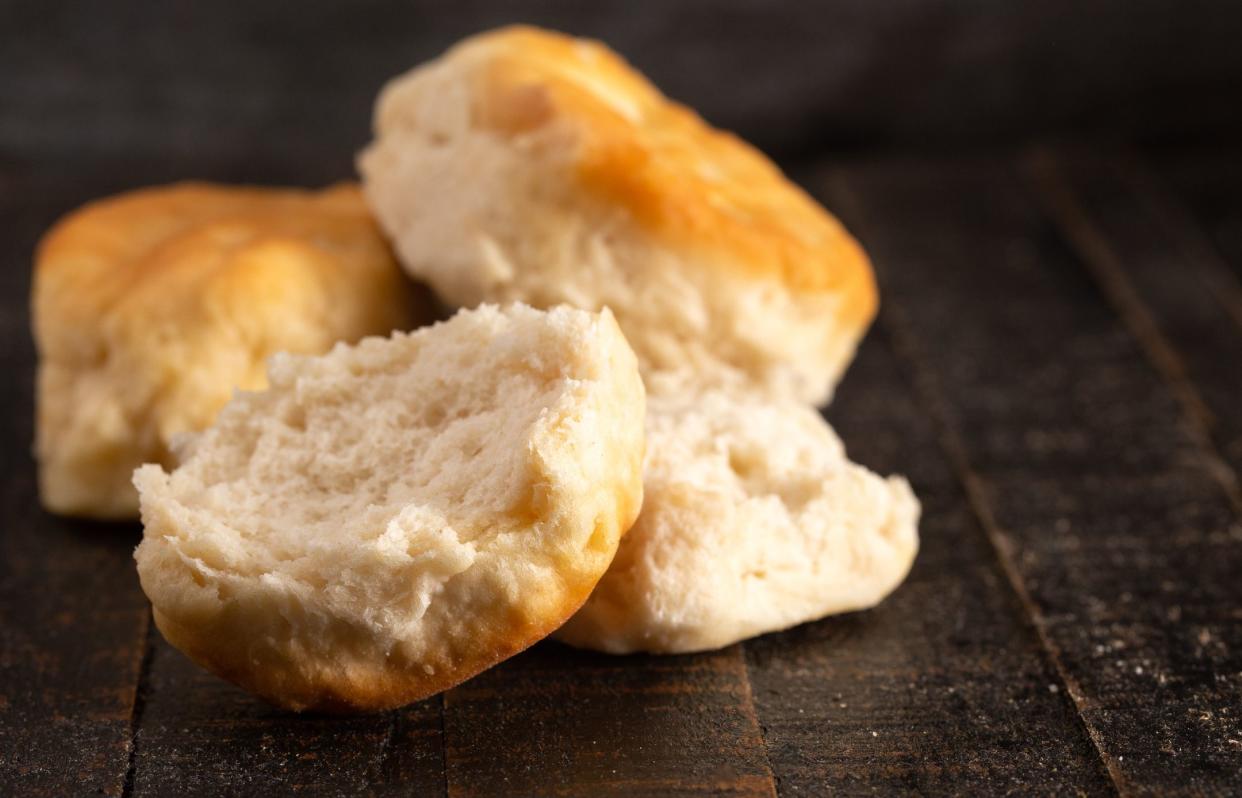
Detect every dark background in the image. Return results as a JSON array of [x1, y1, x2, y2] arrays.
[[4, 2, 1242, 797], [5, 0, 1242, 181]]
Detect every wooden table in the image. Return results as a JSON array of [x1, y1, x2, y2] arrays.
[[3, 145, 1241, 796]]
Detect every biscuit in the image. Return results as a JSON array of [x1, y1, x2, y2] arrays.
[[32, 182, 424, 518], [555, 388, 919, 654], [134, 303, 645, 711], [359, 25, 876, 405]]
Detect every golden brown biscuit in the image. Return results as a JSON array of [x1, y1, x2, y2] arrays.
[[33, 182, 425, 519], [135, 304, 645, 711], [360, 25, 876, 404]]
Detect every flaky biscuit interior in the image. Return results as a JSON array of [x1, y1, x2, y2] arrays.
[[556, 387, 919, 654], [135, 304, 645, 711]]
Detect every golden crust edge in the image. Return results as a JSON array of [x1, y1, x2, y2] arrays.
[[142, 409, 644, 714], [450, 26, 879, 321]]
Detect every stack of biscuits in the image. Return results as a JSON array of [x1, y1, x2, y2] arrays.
[[32, 27, 919, 712]]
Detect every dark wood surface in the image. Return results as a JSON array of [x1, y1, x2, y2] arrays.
[[4, 148, 1242, 796], [4, 3, 1242, 794], [833, 155, 1242, 794]]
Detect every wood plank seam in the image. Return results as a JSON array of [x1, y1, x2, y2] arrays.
[[120, 610, 155, 798], [366, 695, 448, 796], [1024, 147, 1242, 518], [885, 298, 1126, 796], [828, 172, 1127, 797], [732, 645, 779, 798], [441, 644, 778, 797]]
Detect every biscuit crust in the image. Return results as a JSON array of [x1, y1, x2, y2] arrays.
[[33, 183, 423, 518], [471, 27, 876, 304], [361, 26, 877, 404]]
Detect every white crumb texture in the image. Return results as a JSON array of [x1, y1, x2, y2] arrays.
[[555, 389, 920, 654], [133, 303, 645, 709]]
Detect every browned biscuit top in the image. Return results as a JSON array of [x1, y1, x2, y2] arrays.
[[456, 26, 875, 322]]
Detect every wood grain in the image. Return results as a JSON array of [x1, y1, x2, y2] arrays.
[[831, 158, 1242, 795], [0, 180, 151, 797], [126, 637, 444, 797], [443, 641, 775, 797], [746, 327, 1115, 795], [1026, 148, 1242, 510], [1141, 149, 1242, 474]]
